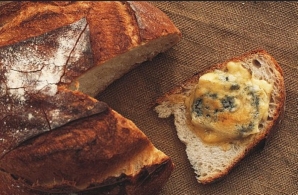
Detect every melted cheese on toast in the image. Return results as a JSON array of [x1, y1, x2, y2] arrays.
[[185, 61, 272, 143]]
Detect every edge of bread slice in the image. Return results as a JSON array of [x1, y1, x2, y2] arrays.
[[154, 50, 286, 184]]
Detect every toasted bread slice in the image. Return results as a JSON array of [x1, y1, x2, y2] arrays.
[[154, 50, 285, 184]]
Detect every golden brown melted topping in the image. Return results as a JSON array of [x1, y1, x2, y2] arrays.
[[185, 61, 272, 144]]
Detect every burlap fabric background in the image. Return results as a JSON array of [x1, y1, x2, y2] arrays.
[[97, 2, 298, 195]]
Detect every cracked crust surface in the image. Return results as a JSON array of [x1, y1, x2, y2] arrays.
[[0, 18, 100, 156]]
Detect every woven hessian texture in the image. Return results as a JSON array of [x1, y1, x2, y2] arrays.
[[97, 2, 298, 195]]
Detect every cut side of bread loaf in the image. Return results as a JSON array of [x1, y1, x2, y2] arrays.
[[155, 50, 285, 184], [0, 1, 180, 194]]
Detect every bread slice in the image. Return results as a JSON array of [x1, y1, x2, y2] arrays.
[[0, 1, 181, 97], [154, 50, 285, 184], [0, 1, 180, 194]]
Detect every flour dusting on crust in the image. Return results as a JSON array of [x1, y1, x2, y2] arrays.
[[0, 18, 88, 101]]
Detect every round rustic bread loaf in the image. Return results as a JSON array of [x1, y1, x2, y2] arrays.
[[0, 1, 181, 194]]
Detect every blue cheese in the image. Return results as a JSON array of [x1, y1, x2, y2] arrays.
[[186, 61, 273, 143]]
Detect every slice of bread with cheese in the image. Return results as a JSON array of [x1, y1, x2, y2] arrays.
[[154, 50, 285, 184]]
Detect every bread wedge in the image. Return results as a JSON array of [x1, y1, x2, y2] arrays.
[[155, 50, 285, 184], [0, 93, 174, 194]]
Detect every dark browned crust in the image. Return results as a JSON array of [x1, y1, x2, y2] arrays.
[[0, 1, 181, 60], [127, 1, 181, 41], [86, 1, 140, 65], [156, 49, 286, 184], [0, 1, 90, 47], [0, 1, 22, 28], [0, 88, 108, 157], [0, 158, 173, 195]]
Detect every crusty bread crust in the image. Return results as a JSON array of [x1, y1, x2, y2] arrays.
[[0, 157, 173, 195], [0, 1, 180, 47], [155, 50, 285, 184]]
